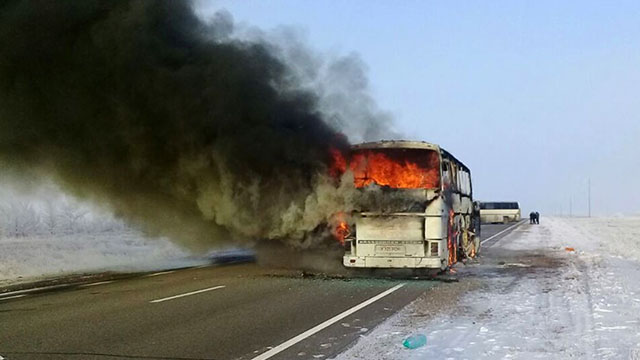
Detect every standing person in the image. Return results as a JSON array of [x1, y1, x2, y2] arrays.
[[529, 211, 535, 224], [535, 211, 540, 224]]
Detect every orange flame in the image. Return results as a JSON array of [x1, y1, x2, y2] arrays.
[[335, 221, 349, 245], [331, 211, 350, 245], [330, 147, 440, 189], [447, 209, 457, 266], [329, 148, 347, 178]]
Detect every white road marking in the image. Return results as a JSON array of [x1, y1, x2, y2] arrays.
[[145, 270, 176, 277], [480, 220, 526, 246], [0, 294, 27, 301], [80, 280, 114, 287], [149, 285, 225, 303], [0, 284, 71, 298], [250, 283, 406, 360]]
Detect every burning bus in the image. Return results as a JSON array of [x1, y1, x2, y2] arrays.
[[333, 140, 479, 270]]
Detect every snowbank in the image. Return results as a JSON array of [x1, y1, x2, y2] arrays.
[[0, 230, 206, 286], [335, 217, 640, 359]]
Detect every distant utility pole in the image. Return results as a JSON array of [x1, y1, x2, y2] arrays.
[[588, 178, 591, 218], [569, 196, 572, 217]]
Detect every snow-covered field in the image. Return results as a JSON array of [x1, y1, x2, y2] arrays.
[[335, 217, 640, 360], [0, 231, 206, 287]]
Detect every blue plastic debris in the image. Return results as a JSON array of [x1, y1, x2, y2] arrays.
[[403, 334, 427, 349]]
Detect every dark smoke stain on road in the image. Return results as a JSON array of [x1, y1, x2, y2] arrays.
[[0, 1, 351, 250]]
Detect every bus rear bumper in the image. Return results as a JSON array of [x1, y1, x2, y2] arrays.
[[343, 256, 444, 269]]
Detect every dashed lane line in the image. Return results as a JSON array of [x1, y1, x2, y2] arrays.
[[79, 281, 115, 288], [145, 270, 176, 277], [149, 285, 226, 303], [0, 284, 73, 299]]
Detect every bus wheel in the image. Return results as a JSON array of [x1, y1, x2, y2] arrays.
[[461, 229, 476, 260]]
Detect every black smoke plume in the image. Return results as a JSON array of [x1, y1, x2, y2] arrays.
[[0, 0, 359, 250]]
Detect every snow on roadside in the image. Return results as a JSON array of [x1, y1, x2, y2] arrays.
[[560, 216, 640, 262], [0, 230, 206, 286], [334, 217, 640, 360]]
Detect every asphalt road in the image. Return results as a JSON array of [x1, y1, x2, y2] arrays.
[[0, 223, 518, 360], [480, 219, 527, 248]]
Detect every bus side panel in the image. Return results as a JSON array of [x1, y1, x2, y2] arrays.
[[480, 209, 520, 223], [425, 196, 445, 261]]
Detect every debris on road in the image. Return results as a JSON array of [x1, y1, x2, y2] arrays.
[[402, 334, 427, 349]]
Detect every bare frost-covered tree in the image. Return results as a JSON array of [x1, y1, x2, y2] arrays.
[[59, 201, 88, 234], [0, 182, 132, 238], [42, 199, 59, 235], [91, 215, 127, 233], [0, 201, 41, 237]]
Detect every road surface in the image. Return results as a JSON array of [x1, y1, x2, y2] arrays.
[[480, 219, 526, 247], [0, 223, 520, 360]]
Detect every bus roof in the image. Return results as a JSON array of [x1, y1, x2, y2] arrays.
[[480, 201, 520, 204], [351, 140, 440, 151]]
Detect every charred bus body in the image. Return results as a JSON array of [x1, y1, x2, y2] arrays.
[[338, 140, 479, 270]]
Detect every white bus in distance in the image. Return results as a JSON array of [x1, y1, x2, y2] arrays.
[[336, 140, 480, 271], [479, 202, 521, 224]]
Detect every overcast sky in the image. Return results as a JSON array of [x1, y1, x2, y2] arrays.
[[200, 0, 640, 216]]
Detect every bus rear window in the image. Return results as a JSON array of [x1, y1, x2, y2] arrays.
[[349, 148, 440, 189], [481, 202, 519, 210]]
